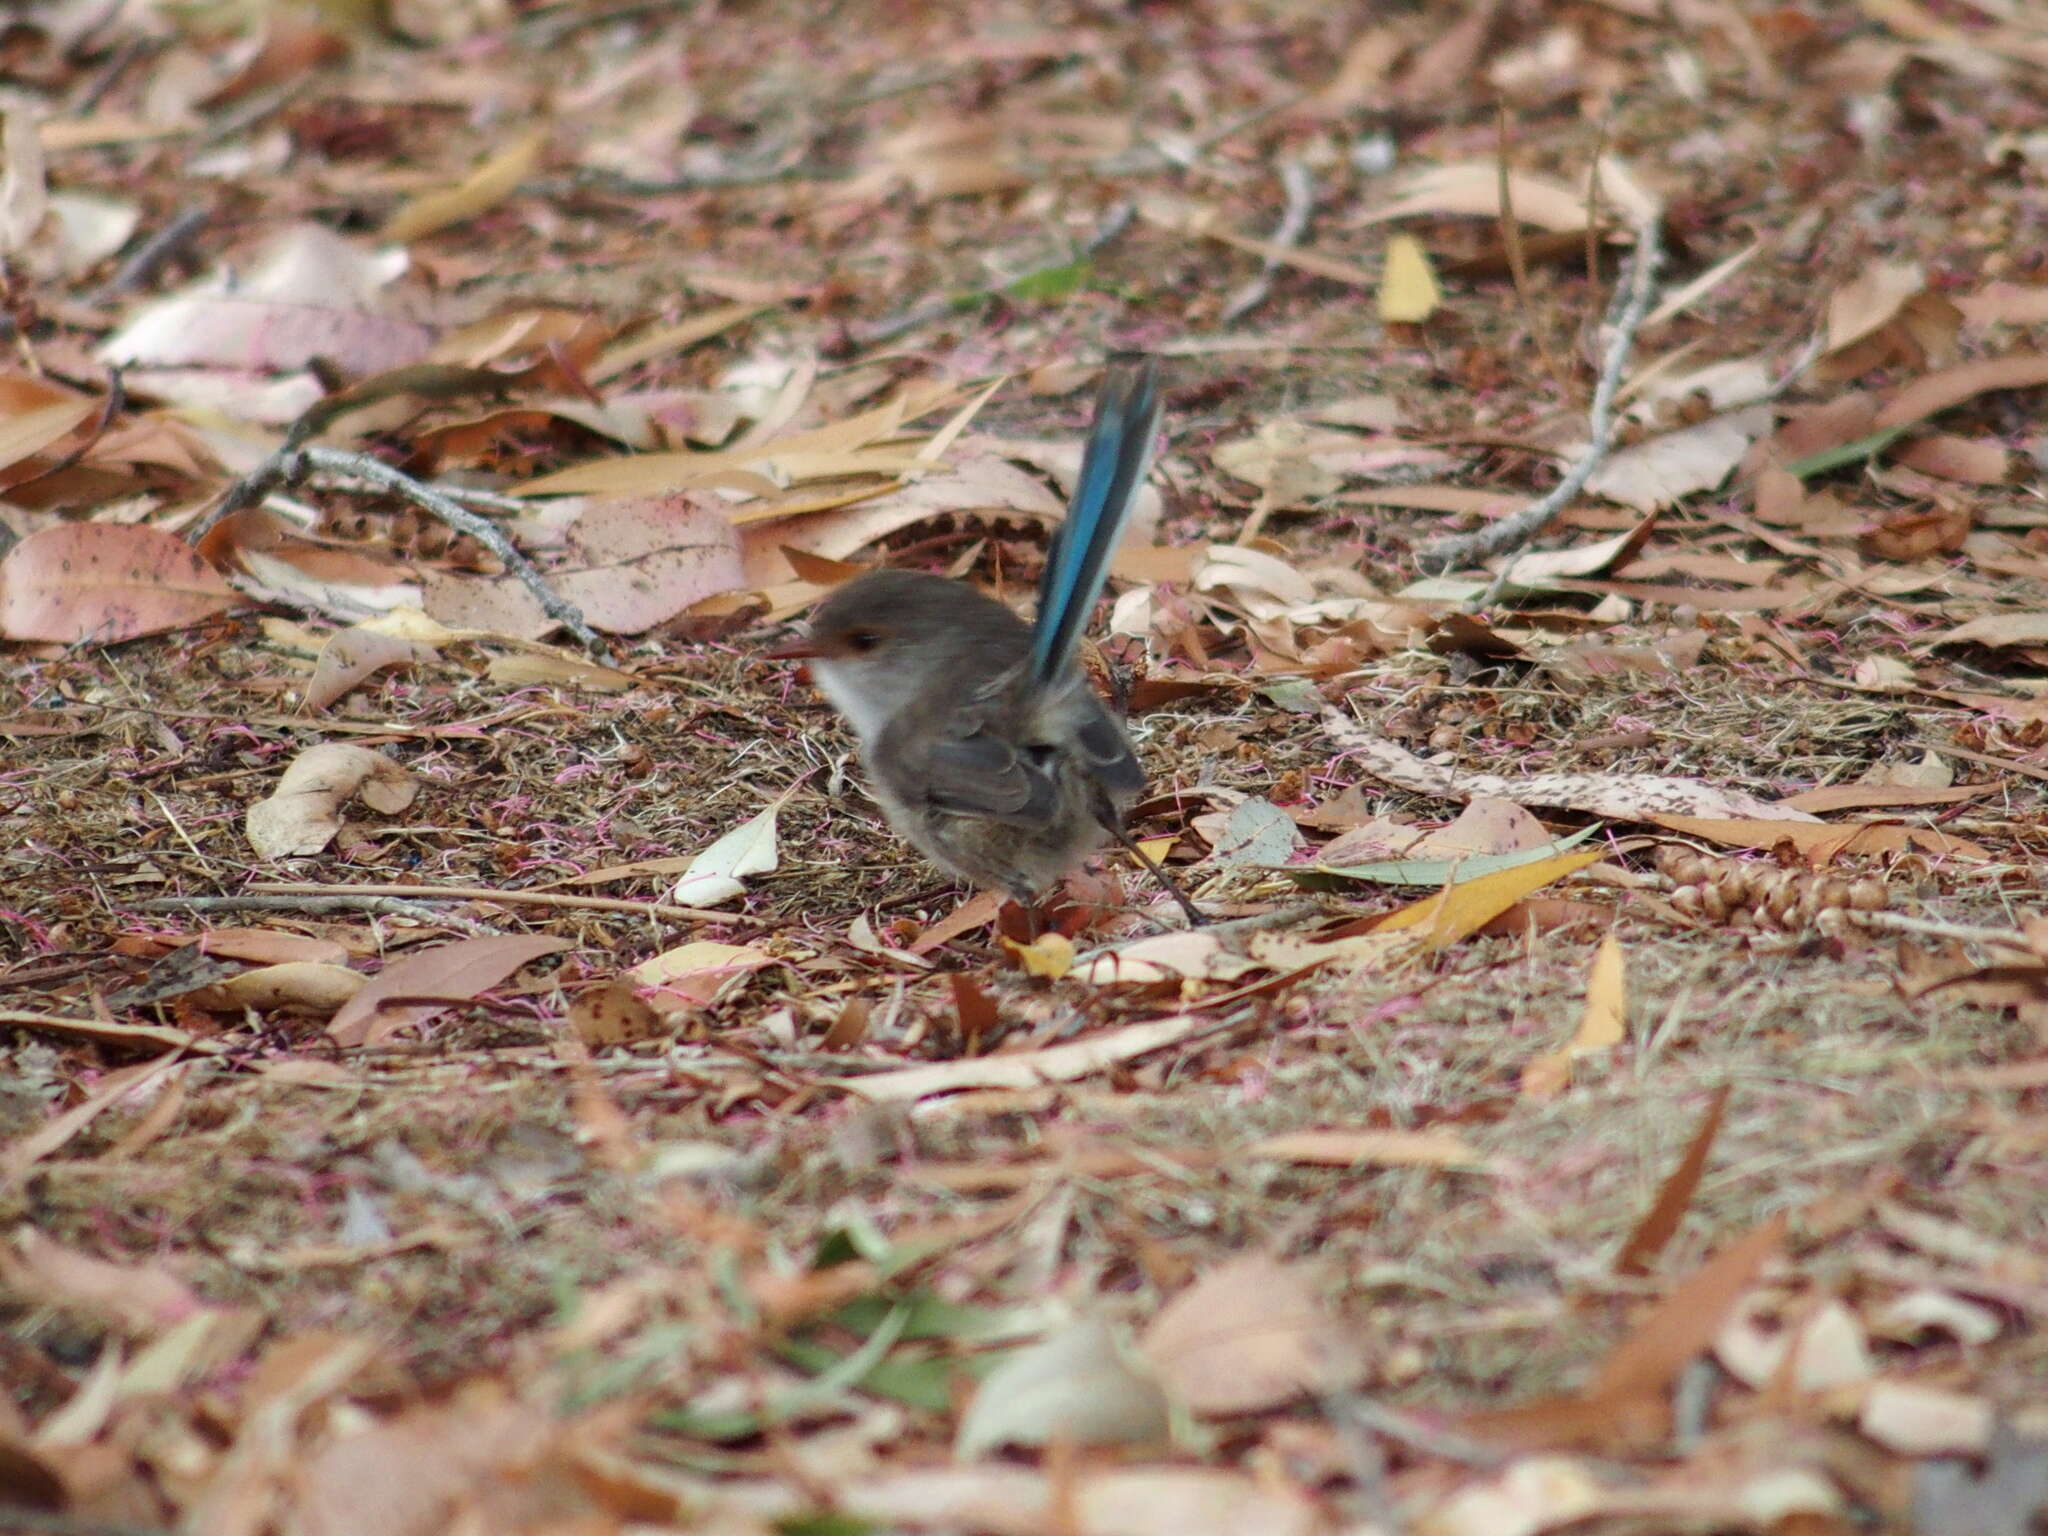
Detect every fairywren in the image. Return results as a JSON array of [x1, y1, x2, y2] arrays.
[[772, 358, 1196, 921]]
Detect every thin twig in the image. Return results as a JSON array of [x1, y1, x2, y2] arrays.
[[131, 894, 495, 933], [71, 33, 159, 115], [242, 882, 756, 927], [191, 444, 603, 651], [90, 203, 209, 302], [27, 367, 123, 480], [1102, 821, 1205, 926], [1329, 1391, 1509, 1470], [1220, 159, 1314, 325], [518, 0, 695, 46], [430, 483, 531, 515], [1417, 216, 1664, 583], [1846, 909, 2040, 954], [198, 79, 304, 147], [540, 157, 831, 197], [1092, 94, 1305, 176]]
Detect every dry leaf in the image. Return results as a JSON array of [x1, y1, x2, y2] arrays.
[[245, 743, 418, 859], [1322, 709, 1820, 824], [841, 1015, 1209, 1102], [1824, 260, 1928, 354], [1875, 352, 2048, 432], [1354, 157, 1658, 232], [188, 962, 367, 1014], [1141, 1256, 1360, 1415], [629, 941, 777, 1001], [1379, 233, 1441, 323], [1860, 1381, 1995, 1456], [304, 625, 433, 711], [327, 934, 571, 1047], [956, 1317, 1170, 1458], [0, 523, 238, 643], [383, 130, 545, 243], [1521, 935, 1625, 1099], [0, 1228, 205, 1337], [1892, 433, 2011, 484], [1612, 1087, 1730, 1276], [1249, 1129, 1489, 1169], [670, 798, 784, 907], [1583, 407, 1771, 512]]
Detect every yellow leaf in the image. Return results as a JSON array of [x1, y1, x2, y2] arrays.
[[1522, 932, 1626, 1098], [1378, 233, 1441, 323], [594, 304, 771, 381], [1571, 934, 1627, 1052], [1005, 931, 1074, 979], [383, 130, 545, 244], [1519, 1051, 1572, 1101], [1376, 847, 1603, 951]]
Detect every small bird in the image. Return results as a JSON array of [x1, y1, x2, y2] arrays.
[[771, 358, 1197, 923]]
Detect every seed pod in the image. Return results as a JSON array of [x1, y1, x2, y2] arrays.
[[1723, 863, 1755, 903], [1714, 868, 1753, 910], [1765, 876, 1801, 924]]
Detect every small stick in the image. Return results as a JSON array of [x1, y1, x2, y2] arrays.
[[1103, 821, 1205, 926], [192, 443, 603, 651], [130, 893, 494, 933], [241, 881, 755, 927], [1417, 215, 1664, 583], [91, 203, 209, 302], [1221, 159, 1314, 325]]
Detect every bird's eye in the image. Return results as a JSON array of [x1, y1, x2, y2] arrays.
[[845, 629, 882, 654]]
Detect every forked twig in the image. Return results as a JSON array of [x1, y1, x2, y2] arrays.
[[193, 443, 602, 651], [1220, 159, 1315, 325], [1417, 215, 1664, 583]]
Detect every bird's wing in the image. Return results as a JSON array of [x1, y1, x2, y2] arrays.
[[873, 689, 1061, 826], [924, 734, 1061, 823]]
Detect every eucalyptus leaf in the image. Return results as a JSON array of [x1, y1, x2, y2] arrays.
[[657, 1303, 912, 1441], [1784, 426, 1907, 479], [955, 1317, 1171, 1459], [1212, 797, 1303, 867], [1254, 677, 1324, 713], [832, 1291, 1050, 1343], [1008, 258, 1092, 301], [774, 1337, 968, 1411], [1298, 823, 1602, 888]]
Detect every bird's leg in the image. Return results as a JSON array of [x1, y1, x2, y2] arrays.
[[1102, 821, 1204, 926], [997, 897, 1043, 943]]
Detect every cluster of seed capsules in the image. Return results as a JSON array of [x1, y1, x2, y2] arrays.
[[1655, 845, 1889, 934]]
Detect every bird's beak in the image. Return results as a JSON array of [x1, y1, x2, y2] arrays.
[[766, 634, 819, 660]]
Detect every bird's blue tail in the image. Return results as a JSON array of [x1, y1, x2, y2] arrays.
[[1029, 357, 1160, 685]]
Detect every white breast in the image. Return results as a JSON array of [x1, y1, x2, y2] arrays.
[[807, 657, 895, 746]]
